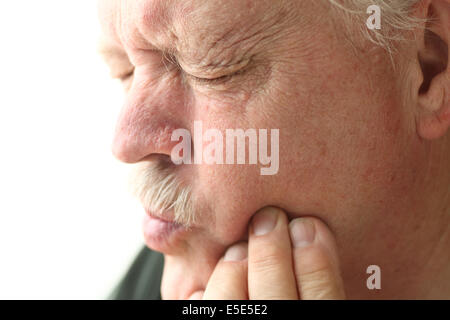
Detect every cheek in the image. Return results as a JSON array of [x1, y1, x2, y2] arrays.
[[193, 142, 270, 244], [211, 179, 259, 240], [187, 97, 284, 244], [185, 49, 418, 243], [260, 47, 418, 216]]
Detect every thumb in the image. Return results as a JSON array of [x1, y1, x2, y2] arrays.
[[288, 217, 346, 300]]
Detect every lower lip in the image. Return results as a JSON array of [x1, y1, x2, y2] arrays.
[[142, 213, 187, 254]]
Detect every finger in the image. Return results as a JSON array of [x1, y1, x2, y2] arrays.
[[289, 217, 346, 300], [248, 207, 298, 299], [203, 242, 248, 300], [188, 290, 204, 300]]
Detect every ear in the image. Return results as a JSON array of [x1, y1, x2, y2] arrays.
[[415, 0, 450, 140]]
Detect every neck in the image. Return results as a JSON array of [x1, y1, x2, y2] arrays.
[[421, 210, 450, 299]]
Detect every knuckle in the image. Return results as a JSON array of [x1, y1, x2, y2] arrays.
[[301, 264, 333, 280], [298, 266, 340, 299], [301, 283, 336, 300], [250, 250, 285, 274]]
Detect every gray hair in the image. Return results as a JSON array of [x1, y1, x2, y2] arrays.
[[328, 0, 424, 52], [130, 160, 196, 227]]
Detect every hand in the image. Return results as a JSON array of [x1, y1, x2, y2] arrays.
[[199, 207, 346, 300]]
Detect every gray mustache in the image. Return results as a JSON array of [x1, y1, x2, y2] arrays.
[[129, 160, 195, 227]]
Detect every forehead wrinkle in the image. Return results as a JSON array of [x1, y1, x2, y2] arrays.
[[98, 0, 146, 54], [132, 0, 183, 53], [99, 0, 172, 53], [115, 1, 156, 51], [175, 0, 296, 69]]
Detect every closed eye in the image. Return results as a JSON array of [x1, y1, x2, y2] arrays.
[[184, 66, 248, 86], [120, 69, 134, 82]]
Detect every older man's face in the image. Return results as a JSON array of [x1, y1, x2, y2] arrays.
[[99, 0, 441, 299]]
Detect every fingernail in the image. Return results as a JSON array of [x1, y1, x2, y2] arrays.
[[252, 208, 278, 236], [224, 242, 248, 261], [289, 218, 315, 247]]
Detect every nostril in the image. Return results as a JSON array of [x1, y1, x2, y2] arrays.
[[145, 153, 174, 168]]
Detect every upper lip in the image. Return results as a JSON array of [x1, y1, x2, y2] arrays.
[[145, 209, 179, 224]]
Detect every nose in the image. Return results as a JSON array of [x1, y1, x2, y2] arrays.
[[112, 79, 188, 163]]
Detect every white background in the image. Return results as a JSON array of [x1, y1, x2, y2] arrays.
[[0, 1, 145, 299]]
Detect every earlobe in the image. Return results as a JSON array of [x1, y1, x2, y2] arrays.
[[415, 0, 450, 140], [417, 94, 450, 140]]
